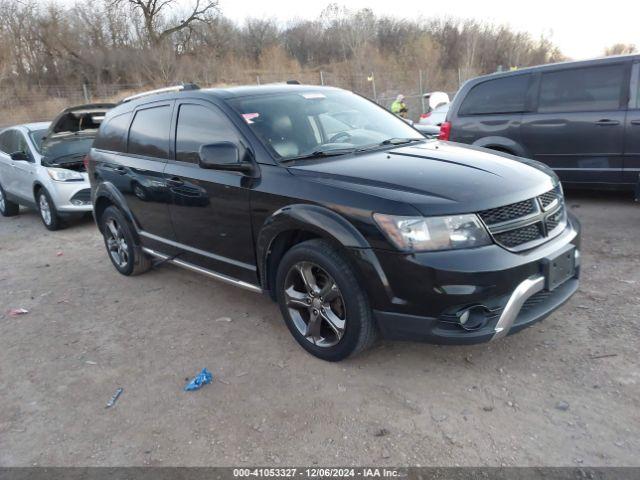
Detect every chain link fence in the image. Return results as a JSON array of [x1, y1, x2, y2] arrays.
[[0, 70, 463, 128]]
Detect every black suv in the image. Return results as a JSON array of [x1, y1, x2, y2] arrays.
[[440, 54, 640, 189], [88, 84, 581, 361]]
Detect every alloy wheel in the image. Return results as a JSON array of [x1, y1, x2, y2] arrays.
[[105, 218, 130, 269], [39, 193, 52, 225], [283, 261, 346, 347]]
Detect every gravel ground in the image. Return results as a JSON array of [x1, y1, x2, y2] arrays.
[[0, 190, 638, 467]]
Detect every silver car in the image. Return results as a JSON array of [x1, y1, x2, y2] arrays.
[[0, 103, 113, 229]]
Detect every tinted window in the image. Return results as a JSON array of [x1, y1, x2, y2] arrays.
[[538, 64, 626, 113], [94, 112, 131, 152], [128, 105, 171, 159], [175, 104, 239, 163], [459, 75, 530, 115], [0, 130, 18, 154]]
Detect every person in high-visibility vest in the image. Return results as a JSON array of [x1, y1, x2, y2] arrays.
[[391, 94, 408, 118]]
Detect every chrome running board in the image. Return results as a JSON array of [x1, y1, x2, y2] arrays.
[[142, 247, 263, 294], [492, 275, 545, 341]]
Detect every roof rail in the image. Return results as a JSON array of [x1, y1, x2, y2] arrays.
[[121, 83, 200, 103]]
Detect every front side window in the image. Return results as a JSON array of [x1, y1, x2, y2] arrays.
[[229, 90, 423, 161], [459, 75, 530, 115], [128, 105, 171, 159], [538, 64, 626, 113], [175, 104, 240, 163]]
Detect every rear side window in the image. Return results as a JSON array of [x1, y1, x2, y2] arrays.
[[538, 64, 626, 113], [175, 104, 239, 163], [94, 112, 131, 152], [459, 75, 530, 115], [0, 129, 18, 154], [128, 105, 171, 159]]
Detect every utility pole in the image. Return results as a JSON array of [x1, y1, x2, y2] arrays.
[[419, 70, 426, 114], [319, 71, 325, 86]]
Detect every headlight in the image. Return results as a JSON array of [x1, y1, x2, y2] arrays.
[[373, 213, 492, 252], [47, 168, 84, 182]]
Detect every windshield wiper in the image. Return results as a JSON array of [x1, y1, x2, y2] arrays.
[[355, 138, 423, 153], [281, 147, 356, 163]]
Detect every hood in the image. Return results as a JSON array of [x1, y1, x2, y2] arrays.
[[46, 103, 115, 137], [287, 140, 557, 216]]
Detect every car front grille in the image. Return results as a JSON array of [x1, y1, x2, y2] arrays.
[[478, 185, 566, 251]]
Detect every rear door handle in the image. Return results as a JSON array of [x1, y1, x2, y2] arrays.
[[114, 166, 127, 175], [595, 119, 620, 126], [166, 176, 184, 186], [630, 119, 640, 126]]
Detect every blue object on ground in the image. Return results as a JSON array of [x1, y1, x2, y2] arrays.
[[184, 368, 213, 391]]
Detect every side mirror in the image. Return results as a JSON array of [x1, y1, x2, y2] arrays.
[[199, 142, 253, 174], [10, 151, 30, 162]]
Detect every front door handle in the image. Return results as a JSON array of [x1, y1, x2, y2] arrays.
[[630, 119, 640, 126], [595, 119, 620, 126], [166, 176, 184, 186]]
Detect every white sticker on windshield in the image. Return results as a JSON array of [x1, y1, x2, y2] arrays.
[[242, 113, 260, 124], [301, 93, 326, 99]]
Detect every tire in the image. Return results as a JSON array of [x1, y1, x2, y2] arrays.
[[36, 188, 64, 231], [0, 182, 20, 217], [275, 238, 377, 361], [100, 205, 151, 276]]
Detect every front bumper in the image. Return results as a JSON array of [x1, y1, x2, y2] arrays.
[[357, 213, 581, 344], [47, 180, 93, 213]]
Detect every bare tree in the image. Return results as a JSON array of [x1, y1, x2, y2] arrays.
[[604, 43, 637, 56], [111, 0, 219, 46]]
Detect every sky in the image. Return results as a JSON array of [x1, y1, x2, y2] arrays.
[[218, 0, 639, 60]]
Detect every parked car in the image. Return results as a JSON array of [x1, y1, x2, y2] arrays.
[[419, 103, 449, 127], [88, 84, 580, 361], [440, 54, 640, 189], [0, 103, 114, 229]]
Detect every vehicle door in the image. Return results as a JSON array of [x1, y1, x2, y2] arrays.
[[520, 62, 629, 184], [623, 61, 640, 184], [0, 129, 18, 194], [163, 100, 256, 283], [11, 130, 38, 200], [96, 102, 176, 239]]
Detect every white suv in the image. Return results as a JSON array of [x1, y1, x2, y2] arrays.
[[0, 104, 112, 230]]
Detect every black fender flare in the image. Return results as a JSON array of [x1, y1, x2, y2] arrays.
[[256, 204, 396, 303], [93, 182, 139, 237]]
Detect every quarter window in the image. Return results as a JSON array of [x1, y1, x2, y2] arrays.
[[459, 75, 530, 115], [128, 105, 171, 159], [94, 112, 131, 153], [538, 64, 626, 113], [175, 104, 239, 163]]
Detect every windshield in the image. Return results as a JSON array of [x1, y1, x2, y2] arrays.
[[41, 135, 95, 164], [29, 129, 48, 154], [229, 90, 424, 161]]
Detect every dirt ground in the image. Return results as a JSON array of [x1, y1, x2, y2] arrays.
[[0, 190, 638, 467]]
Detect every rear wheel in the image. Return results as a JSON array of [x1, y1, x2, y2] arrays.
[[36, 188, 64, 230], [276, 239, 377, 361], [0, 183, 20, 217], [100, 205, 151, 276]]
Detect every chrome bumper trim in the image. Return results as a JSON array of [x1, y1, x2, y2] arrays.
[[491, 275, 545, 341], [142, 247, 263, 294]]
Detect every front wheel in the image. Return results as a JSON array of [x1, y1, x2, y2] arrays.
[[276, 239, 377, 361], [36, 189, 64, 230]]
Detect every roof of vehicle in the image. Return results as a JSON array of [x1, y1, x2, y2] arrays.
[[465, 53, 640, 85], [2, 122, 50, 133]]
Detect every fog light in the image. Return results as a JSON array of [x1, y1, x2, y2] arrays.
[[457, 305, 490, 331], [71, 199, 84, 206]]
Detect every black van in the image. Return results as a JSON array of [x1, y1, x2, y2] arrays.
[[440, 54, 640, 189]]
